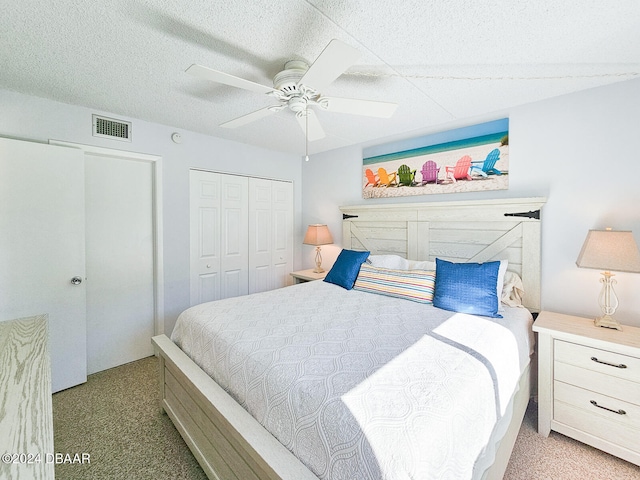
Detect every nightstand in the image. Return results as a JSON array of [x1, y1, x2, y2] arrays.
[[290, 268, 327, 284], [533, 311, 640, 466]]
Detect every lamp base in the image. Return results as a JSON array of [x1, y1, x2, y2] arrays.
[[313, 246, 325, 274], [594, 314, 623, 331]]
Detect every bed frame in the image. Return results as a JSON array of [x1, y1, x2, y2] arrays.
[[152, 196, 546, 480]]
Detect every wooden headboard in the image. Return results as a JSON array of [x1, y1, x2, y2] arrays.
[[340, 197, 546, 312]]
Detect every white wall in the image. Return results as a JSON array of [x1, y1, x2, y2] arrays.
[[302, 78, 640, 327], [0, 89, 302, 334]]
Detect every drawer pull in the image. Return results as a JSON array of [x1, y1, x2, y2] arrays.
[[590, 356, 627, 369], [590, 400, 626, 415]]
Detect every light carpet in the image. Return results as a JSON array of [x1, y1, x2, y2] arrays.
[[52, 356, 639, 479]]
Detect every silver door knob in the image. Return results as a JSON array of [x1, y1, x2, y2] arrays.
[[71, 276, 83, 285]]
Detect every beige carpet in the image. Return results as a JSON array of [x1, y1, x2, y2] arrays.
[[52, 356, 640, 479]]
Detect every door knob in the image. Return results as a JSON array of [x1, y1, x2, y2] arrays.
[[71, 276, 83, 285]]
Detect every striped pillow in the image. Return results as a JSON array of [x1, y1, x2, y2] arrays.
[[353, 264, 435, 304]]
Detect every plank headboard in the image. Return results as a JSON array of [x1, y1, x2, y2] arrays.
[[340, 197, 546, 312]]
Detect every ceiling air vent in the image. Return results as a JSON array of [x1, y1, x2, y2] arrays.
[[92, 115, 132, 142]]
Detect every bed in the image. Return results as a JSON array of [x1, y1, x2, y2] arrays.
[[152, 196, 546, 480]]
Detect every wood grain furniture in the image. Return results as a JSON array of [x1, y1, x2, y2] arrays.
[[533, 311, 640, 466], [289, 268, 327, 283], [0, 315, 55, 480], [152, 196, 546, 480]]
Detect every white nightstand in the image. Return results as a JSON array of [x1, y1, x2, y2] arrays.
[[533, 311, 640, 466], [290, 269, 327, 284]]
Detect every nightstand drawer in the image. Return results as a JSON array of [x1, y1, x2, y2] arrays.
[[555, 340, 640, 383], [555, 361, 640, 406], [554, 381, 640, 454]]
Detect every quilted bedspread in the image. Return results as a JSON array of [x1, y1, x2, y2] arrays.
[[171, 280, 533, 480]]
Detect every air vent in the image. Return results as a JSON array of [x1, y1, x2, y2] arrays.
[[92, 115, 132, 141]]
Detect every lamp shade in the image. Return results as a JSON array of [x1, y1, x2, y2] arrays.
[[576, 229, 640, 273], [303, 224, 333, 246]]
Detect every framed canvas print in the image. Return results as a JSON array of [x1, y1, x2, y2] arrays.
[[362, 119, 509, 198]]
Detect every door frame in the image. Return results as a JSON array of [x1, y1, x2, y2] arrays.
[[50, 140, 165, 335]]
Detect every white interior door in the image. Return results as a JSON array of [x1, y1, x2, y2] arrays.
[[0, 138, 87, 393], [84, 152, 155, 374]]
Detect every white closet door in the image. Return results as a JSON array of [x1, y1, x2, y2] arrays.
[[271, 181, 294, 289], [190, 170, 222, 304], [220, 174, 249, 299], [249, 178, 294, 293], [249, 177, 273, 294], [0, 138, 87, 393], [84, 153, 154, 375], [191, 171, 291, 302]]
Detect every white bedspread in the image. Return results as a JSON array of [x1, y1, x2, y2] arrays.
[[171, 280, 534, 480]]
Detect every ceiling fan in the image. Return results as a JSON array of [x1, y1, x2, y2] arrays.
[[186, 39, 398, 141]]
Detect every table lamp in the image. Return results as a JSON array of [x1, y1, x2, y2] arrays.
[[576, 228, 640, 330], [303, 224, 333, 273]]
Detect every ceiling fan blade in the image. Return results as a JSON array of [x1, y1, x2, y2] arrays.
[[186, 64, 275, 95], [322, 97, 398, 118], [299, 39, 361, 91], [296, 111, 326, 141], [220, 106, 280, 129]]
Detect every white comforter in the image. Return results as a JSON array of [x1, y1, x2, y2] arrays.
[[171, 280, 533, 480]]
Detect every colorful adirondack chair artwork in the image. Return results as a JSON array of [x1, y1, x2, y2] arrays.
[[364, 168, 379, 187], [470, 148, 502, 177], [377, 167, 398, 187], [445, 155, 473, 182], [421, 160, 440, 185], [397, 164, 416, 186]]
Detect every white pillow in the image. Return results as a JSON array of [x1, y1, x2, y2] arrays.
[[407, 259, 436, 270], [502, 270, 525, 306], [497, 260, 508, 309], [367, 254, 410, 270]]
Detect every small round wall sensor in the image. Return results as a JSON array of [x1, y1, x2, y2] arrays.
[[171, 132, 182, 144]]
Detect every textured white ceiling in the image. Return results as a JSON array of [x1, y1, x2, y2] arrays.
[[1, 0, 638, 155]]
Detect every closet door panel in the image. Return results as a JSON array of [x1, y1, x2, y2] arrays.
[[249, 178, 273, 294], [190, 171, 221, 304], [220, 175, 249, 299], [271, 181, 294, 289]]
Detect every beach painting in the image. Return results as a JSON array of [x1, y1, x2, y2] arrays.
[[362, 119, 509, 198]]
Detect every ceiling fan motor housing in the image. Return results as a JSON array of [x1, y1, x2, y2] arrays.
[[273, 60, 308, 94]]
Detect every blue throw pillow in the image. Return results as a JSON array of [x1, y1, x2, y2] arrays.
[[324, 249, 370, 290], [433, 258, 502, 318]]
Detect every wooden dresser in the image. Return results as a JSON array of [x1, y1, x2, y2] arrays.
[[0, 315, 55, 479], [533, 311, 640, 466]]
